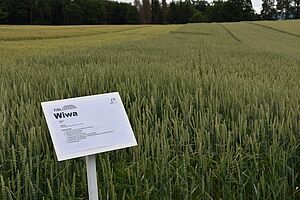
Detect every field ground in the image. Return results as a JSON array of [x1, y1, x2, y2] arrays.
[[0, 21, 299, 199]]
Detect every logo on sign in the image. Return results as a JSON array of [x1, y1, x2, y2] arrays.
[[110, 98, 117, 104], [53, 104, 78, 119]]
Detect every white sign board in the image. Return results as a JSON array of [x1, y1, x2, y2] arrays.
[[41, 92, 137, 161]]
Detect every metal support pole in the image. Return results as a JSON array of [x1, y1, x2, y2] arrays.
[[86, 155, 99, 200]]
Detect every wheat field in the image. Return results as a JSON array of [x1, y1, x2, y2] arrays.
[[0, 21, 299, 199]]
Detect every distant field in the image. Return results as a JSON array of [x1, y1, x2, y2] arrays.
[[0, 21, 299, 199], [0, 25, 181, 40], [251, 20, 300, 36]]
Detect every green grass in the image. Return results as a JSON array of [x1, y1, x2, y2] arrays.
[[0, 21, 299, 199]]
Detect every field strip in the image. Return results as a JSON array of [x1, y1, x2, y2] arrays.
[[0, 32, 103, 41], [246, 22, 300, 38], [219, 24, 241, 43], [169, 31, 211, 36], [0, 26, 148, 41]]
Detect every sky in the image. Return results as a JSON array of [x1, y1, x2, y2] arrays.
[[251, 0, 262, 14], [119, 0, 263, 14]]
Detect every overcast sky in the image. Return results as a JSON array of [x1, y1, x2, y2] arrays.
[[251, 0, 262, 14], [119, 0, 262, 14]]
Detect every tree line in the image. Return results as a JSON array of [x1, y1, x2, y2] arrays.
[[0, 0, 299, 25], [0, 0, 139, 24]]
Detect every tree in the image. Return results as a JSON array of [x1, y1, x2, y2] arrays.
[[161, 0, 168, 23], [181, 0, 193, 23], [169, 1, 177, 23], [261, 0, 277, 19], [151, 0, 161, 23], [105, 1, 123, 24], [81, 0, 105, 24], [141, 0, 151, 23], [277, 0, 293, 19], [0, 0, 276, 25], [26, 0, 34, 24], [168, 0, 192, 23], [134, 0, 142, 9], [297, 0, 300, 18], [193, 0, 209, 12], [292, 0, 300, 18], [191, 9, 209, 22], [228, 0, 255, 21], [50, 0, 64, 24], [65, 0, 83, 24], [11, 0, 28, 24], [33, 0, 52, 24], [0, 0, 8, 21], [191, 0, 209, 22], [208, 0, 254, 22], [207, 1, 226, 22], [134, 0, 143, 23], [126, 5, 139, 24], [241, 0, 255, 20]]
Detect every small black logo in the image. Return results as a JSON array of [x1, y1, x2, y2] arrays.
[[110, 98, 117, 104]]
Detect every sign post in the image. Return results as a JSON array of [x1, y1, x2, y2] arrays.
[[41, 92, 137, 200], [86, 155, 98, 200]]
